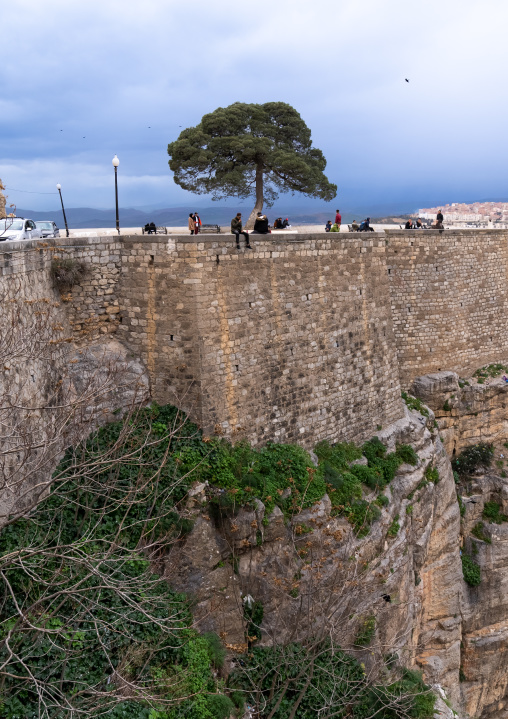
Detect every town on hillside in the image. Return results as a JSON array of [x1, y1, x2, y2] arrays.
[[417, 200, 508, 223]]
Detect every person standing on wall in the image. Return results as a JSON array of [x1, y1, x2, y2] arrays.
[[188, 213, 197, 235], [231, 212, 252, 249], [335, 209, 342, 231], [437, 210, 443, 224]]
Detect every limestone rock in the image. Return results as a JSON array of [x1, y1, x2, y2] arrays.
[[411, 371, 460, 409]]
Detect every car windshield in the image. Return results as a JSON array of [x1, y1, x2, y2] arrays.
[[0, 220, 23, 231], [35, 222, 53, 229]]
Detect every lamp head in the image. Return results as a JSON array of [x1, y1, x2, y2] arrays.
[[56, 184, 61, 190], [112, 155, 120, 167]]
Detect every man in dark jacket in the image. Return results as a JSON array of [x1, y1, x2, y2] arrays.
[[253, 212, 269, 234], [231, 213, 252, 249], [437, 210, 443, 224]]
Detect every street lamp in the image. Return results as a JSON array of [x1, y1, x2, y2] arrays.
[[56, 184, 69, 238], [112, 155, 120, 235]]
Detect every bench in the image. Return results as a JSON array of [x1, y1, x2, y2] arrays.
[[200, 224, 221, 233], [141, 226, 167, 235]]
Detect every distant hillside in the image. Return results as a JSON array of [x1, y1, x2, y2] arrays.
[[16, 206, 380, 229]]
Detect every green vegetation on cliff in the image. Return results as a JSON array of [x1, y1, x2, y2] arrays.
[[0, 404, 434, 718], [230, 643, 435, 719]]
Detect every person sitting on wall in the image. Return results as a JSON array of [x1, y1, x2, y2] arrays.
[[405, 219, 413, 229], [149, 222, 156, 234], [351, 220, 359, 231], [359, 217, 374, 232], [325, 220, 332, 232], [253, 212, 270, 234], [281, 217, 290, 228], [144, 223, 151, 234], [231, 212, 252, 249], [330, 222, 340, 232]]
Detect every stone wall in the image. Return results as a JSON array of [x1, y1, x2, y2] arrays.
[[386, 229, 508, 385], [117, 233, 403, 446], [4, 229, 508, 448]]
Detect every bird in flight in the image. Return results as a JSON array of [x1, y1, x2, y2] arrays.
[[82, 136, 86, 139], [405, 78, 409, 83], [148, 126, 151, 128]]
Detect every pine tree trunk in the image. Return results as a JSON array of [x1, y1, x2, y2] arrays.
[[245, 164, 264, 230]]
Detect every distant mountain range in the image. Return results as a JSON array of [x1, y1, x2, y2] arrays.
[[14, 205, 410, 228]]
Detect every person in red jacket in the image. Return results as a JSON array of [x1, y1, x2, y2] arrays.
[[335, 209, 342, 230]]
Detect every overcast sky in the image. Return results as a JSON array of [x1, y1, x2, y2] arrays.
[[2, 0, 507, 213]]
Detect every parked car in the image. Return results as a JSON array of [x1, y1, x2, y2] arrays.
[[35, 220, 60, 238], [0, 217, 42, 242]]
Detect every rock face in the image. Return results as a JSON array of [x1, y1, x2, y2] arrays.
[[458, 472, 508, 719], [410, 371, 508, 457], [409, 370, 508, 718], [167, 406, 464, 707]]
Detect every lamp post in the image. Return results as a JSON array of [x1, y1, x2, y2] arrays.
[[112, 155, 120, 235], [56, 184, 69, 238]]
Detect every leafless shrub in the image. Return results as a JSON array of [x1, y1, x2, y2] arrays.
[[50, 257, 88, 291]]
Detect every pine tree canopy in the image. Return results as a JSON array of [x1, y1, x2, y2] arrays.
[[167, 102, 337, 219]]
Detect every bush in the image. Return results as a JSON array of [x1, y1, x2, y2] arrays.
[[387, 515, 400, 538], [474, 363, 508, 381], [396, 444, 419, 466], [401, 391, 429, 417], [203, 632, 226, 669], [471, 522, 491, 544], [452, 443, 494, 477], [350, 463, 385, 490], [230, 642, 435, 719], [483, 500, 508, 524], [206, 694, 236, 719], [355, 615, 376, 647], [206, 439, 325, 514], [324, 465, 362, 508], [462, 554, 481, 586], [50, 257, 88, 290], [347, 500, 381, 537], [314, 440, 363, 468], [376, 494, 389, 507], [362, 438, 406, 484], [425, 465, 440, 484]]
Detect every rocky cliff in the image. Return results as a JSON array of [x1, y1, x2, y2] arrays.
[[167, 403, 464, 711], [411, 370, 508, 718], [165, 368, 508, 718]]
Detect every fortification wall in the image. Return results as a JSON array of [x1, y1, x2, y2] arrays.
[[117, 234, 403, 446], [386, 229, 508, 384], [3, 228, 508, 447]]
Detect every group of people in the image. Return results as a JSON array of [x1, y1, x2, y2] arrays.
[[404, 211, 444, 230], [324, 210, 374, 233], [325, 209, 342, 233], [144, 222, 157, 234], [188, 212, 202, 235], [230, 211, 294, 249], [404, 218, 424, 229]]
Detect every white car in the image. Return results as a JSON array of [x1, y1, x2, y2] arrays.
[[0, 217, 42, 242], [35, 220, 60, 238]]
